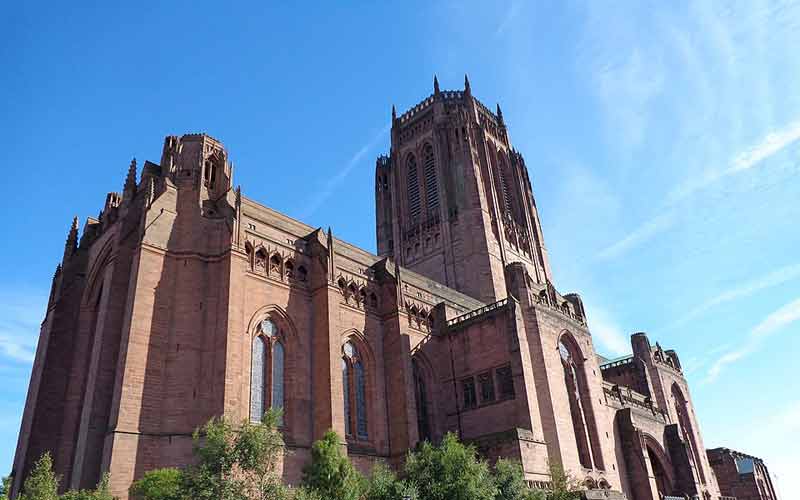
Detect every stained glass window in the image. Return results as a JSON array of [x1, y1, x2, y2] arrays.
[[355, 360, 368, 439], [342, 358, 351, 436], [272, 342, 284, 424], [250, 336, 266, 422]]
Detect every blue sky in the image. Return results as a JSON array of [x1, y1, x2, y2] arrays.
[[1, 1, 798, 495]]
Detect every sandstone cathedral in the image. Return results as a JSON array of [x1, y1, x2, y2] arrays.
[[11, 77, 777, 500]]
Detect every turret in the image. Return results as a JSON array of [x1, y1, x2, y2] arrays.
[[63, 217, 78, 261], [123, 158, 137, 201]]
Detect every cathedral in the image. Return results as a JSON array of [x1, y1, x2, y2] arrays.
[[13, 77, 740, 500]]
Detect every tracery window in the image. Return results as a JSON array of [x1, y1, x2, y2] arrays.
[[558, 336, 604, 470], [407, 154, 421, 222], [422, 144, 439, 215], [250, 319, 285, 424], [342, 341, 368, 440]]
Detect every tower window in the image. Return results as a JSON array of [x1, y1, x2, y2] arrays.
[[423, 144, 439, 215], [407, 154, 421, 221]]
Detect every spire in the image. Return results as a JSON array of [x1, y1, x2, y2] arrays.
[[326, 227, 336, 281], [496, 103, 504, 125], [434, 75, 440, 95], [391, 104, 397, 122], [464, 74, 471, 95], [124, 158, 137, 199], [64, 216, 78, 260]]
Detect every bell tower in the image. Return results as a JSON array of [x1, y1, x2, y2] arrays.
[[375, 76, 552, 303]]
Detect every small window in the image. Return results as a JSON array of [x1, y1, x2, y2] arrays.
[[496, 365, 515, 399], [462, 377, 477, 409], [479, 372, 495, 403]]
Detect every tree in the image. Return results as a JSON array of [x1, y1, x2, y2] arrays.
[[542, 464, 581, 500], [404, 433, 498, 500], [18, 453, 59, 500], [301, 431, 363, 500], [362, 463, 417, 500], [493, 459, 543, 500], [59, 474, 114, 500], [183, 408, 288, 500], [1, 475, 12, 500], [129, 468, 184, 500]]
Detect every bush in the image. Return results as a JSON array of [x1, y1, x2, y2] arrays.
[[301, 431, 363, 500], [130, 468, 184, 500], [363, 463, 418, 500], [19, 453, 59, 500], [404, 433, 498, 500]]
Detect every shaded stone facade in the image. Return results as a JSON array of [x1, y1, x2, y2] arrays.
[[12, 78, 744, 500], [707, 448, 778, 500]]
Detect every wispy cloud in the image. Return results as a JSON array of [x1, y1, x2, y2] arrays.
[[299, 123, 390, 219], [596, 211, 675, 261], [584, 301, 630, 356], [706, 296, 800, 382], [670, 119, 800, 202], [495, 0, 522, 37], [663, 262, 800, 331], [0, 289, 46, 364]]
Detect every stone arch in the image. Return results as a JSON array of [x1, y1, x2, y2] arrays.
[[557, 330, 605, 470], [81, 239, 114, 306], [642, 433, 675, 498], [269, 252, 282, 276], [671, 382, 705, 483], [244, 241, 255, 270]]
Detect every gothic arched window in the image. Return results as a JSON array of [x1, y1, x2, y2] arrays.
[[672, 384, 705, 484], [342, 341, 368, 440], [413, 359, 430, 442], [250, 319, 285, 423], [422, 144, 439, 216], [407, 154, 421, 222], [558, 336, 604, 470], [497, 155, 513, 216]]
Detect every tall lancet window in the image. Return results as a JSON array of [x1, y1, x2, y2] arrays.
[[342, 341, 368, 440], [250, 319, 285, 423], [497, 156, 513, 216], [672, 384, 705, 484], [558, 336, 604, 470], [407, 154, 421, 222], [423, 144, 439, 216]]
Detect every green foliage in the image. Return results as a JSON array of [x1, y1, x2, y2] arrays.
[[129, 468, 184, 500], [404, 433, 498, 500], [1, 475, 12, 500], [60, 474, 113, 500], [287, 487, 322, 500], [301, 431, 364, 500], [542, 465, 581, 500], [493, 459, 536, 500], [362, 463, 418, 500], [184, 408, 287, 500], [19, 452, 59, 500]]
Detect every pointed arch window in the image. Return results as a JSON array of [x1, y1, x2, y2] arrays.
[[497, 155, 513, 216], [422, 144, 439, 216], [342, 341, 368, 440], [413, 359, 430, 442], [558, 336, 604, 470], [407, 154, 421, 222], [250, 319, 285, 424], [672, 384, 705, 484]]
